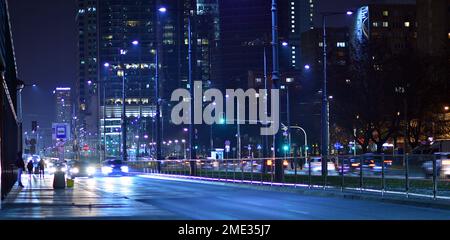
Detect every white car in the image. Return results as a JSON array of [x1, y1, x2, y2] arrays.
[[303, 157, 338, 175], [422, 153, 450, 178]]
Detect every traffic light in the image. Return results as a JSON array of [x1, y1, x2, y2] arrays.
[[219, 117, 225, 124], [283, 144, 289, 152]]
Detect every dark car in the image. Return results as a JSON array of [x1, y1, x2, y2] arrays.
[[342, 155, 386, 175], [101, 159, 129, 176], [68, 161, 97, 179]]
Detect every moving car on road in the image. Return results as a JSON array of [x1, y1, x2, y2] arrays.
[[101, 159, 129, 176], [422, 153, 450, 178], [303, 157, 337, 175], [68, 161, 97, 179]]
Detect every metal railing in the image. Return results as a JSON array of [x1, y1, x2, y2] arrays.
[[126, 154, 450, 200]]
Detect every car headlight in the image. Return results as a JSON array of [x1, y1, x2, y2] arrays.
[[70, 167, 79, 174], [102, 166, 113, 174], [87, 167, 96, 175], [121, 166, 129, 173]]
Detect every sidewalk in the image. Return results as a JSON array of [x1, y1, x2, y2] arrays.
[[0, 174, 179, 219]]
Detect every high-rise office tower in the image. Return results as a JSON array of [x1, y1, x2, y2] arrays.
[[416, 0, 450, 57], [76, 0, 222, 158], [219, 0, 314, 90], [54, 87, 73, 124], [76, 0, 99, 154]]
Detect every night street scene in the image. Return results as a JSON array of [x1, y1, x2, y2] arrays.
[[1, 0, 450, 228]]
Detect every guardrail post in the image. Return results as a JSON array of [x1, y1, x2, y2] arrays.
[[217, 160, 221, 181], [340, 156, 344, 192], [323, 155, 327, 190], [382, 154, 385, 196], [211, 160, 213, 179], [233, 159, 236, 182], [241, 160, 244, 183], [433, 154, 437, 200], [359, 155, 363, 191], [271, 159, 274, 186], [225, 159, 228, 181], [250, 158, 253, 184], [260, 159, 263, 185], [294, 155, 298, 187], [308, 157, 312, 188], [405, 154, 409, 197]]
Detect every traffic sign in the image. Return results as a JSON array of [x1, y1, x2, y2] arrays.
[[52, 123, 70, 140]]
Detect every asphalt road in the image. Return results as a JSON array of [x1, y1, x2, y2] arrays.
[[2, 174, 450, 219]]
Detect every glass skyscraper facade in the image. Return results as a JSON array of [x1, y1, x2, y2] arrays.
[[77, 0, 222, 159]]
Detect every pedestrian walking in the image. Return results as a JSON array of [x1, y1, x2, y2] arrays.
[[38, 158, 45, 178], [16, 151, 25, 187], [27, 160, 34, 176]]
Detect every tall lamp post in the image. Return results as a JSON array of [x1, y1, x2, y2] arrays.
[[158, 6, 196, 174], [321, 10, 353, 176], [271, 0, 283, 182], [119, 48, 128, 162], [154, 9, 162, 163], [102, 63, 110, 160], [16, 79, 36, 153]]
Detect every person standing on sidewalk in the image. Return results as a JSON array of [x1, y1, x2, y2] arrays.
[[38, 158, 45, 178], [16, 151, 25, 187]]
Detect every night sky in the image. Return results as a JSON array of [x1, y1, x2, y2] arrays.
[[7, 0, 414, 132]]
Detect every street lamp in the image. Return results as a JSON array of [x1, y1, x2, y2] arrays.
[[321, 10, 353, 176], [119, 48, 127, 162], [102, 62, 110, 160], [157, 6, 194, 162], [16, 79, 37, 153], [159, 5, 196, 174], [271, 0, 284, 182]]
